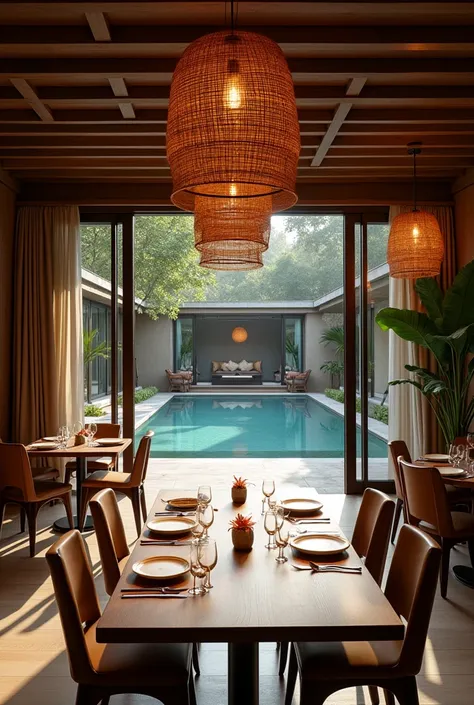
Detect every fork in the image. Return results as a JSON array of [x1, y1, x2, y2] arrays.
[[292, 563, 361, 573], [154, 511, 196, 517]]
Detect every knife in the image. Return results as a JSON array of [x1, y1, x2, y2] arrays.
[[140, 540, 193, 546], [121, 593, 188, 599], [121, 587, 187, 593]]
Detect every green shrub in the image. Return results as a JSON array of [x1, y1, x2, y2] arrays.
[[84, 404, 106, 417], [118, 386, 159, 406], [324, 388, 344, 404], [371, 404, 389, 424]]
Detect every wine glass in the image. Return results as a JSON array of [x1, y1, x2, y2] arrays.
[[275, 506, 285, 531], [457, 444, 467, 468], [197, 504, 214, 538], [72, 421, 83, 435], [449, 443, 459, 467], [264, 510, 278, 550], [197, 485, 212, 506], [199, 538, 218, 589], [275, 524, 290, 564], [191, 520, 205, 541], [261, 479, 275, 514], [188, 540, 207, 596]]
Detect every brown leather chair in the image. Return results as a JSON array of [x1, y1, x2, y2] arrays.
[[89, 488, 201, 676], [400, 458, 474, 598], [0, 443, 73, 557], [285, 524, 441, 705], [388, 439, 471, 544], [46, 529, 196, 705], [79, 431, 153, 536], [65, 423, 122, 485], [278, 488, 394, 678]]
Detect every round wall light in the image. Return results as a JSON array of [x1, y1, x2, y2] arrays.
[[232, 327, 248, 343]]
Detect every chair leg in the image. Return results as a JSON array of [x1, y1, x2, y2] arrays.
[[62, 492, 74, 529], [139, 484, 148, 522], [279, 640, 289, 677], [75, 684, 104, 705], [391, 498, 403, 544], [285, 643, 299, 705], [389, 676, 420, 705], [369, 685, 380, 704], [64, 467, 72, 486], [78, 488, 91, 533], [26, 504, 39, 557], [440, 539, 453, 599], [20, 506, 26, 533], [0, 497, 6, 539], [383, 690, 396, 705], [189, 673, 197, 705], [131, 489, 142, 537], [192, 642, 200, 676]]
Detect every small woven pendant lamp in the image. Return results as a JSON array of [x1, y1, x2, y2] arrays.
[[199, 244, 264, 271], [194, 194, 271, 254], [387, 143, 444, 279], [166, 25, 300, 213]]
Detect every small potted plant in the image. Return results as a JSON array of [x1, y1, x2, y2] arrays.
[[229, 513, 255, 551], [231, 476, 250, 504]]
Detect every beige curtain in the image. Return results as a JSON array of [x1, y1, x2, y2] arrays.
[[12, 206, 83, 448], [388, 205, 456, 462]]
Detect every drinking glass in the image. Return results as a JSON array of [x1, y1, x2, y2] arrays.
[[261, 479, 275, 514], [275, 506, 285, 531], [87, 422, 97, 446], [199, 538, 218, 589], [72, 422, 83, 435], [188, 540, 207, 596], [264, 510, 278, 550], [197, 503, 214, 538], [449, 443, 460, 467], [275, 524, 290, 564], [191, 520, 205, 541], [58, 425, 69, 449], [197, 485, 212, 505], [457, 444, 467, 469]]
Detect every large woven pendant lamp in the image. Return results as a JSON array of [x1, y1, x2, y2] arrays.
[[166, 23, 300, 213], [387, 143, 444, 279]]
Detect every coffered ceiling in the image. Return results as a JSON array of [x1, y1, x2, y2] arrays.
[[2, 1, 474, 199]]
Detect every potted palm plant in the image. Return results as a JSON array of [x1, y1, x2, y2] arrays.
[[376, 260, 474, 448]]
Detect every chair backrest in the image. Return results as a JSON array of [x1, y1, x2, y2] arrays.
[[129, 431, 154, 485], [399, 458, 454, 535], [89, 488, 129, 596], [46, 530, 101, 683], [388, 439, 412, 501], [0, 443, 37, 501], [385, 525, 441, 673], [94, 423, 121, 440], [351, 488, 395, 585]]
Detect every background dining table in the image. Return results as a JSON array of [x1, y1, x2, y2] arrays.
[[27, 438, 131, 532], [97, 486, 404, 705]]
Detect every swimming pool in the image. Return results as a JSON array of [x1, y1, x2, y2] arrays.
[[136, 394, 387, 459]]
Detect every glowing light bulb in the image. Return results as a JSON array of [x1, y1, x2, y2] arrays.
[[225, 75, 242, 110], [412, 225, 419, 243], [230, 183, 237, 196]]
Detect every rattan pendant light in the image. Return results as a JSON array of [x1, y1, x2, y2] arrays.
[[387, 143, 444, 279], [166, 14, 300, 213], [194, 194, 271, 253], [199, 243, 264, 271]]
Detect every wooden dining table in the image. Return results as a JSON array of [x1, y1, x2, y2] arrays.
[[27, 438, 131, 532], [97, 486, 404, 705]]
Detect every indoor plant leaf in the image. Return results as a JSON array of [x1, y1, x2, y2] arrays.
[[376, 308, 448, 363], [441, 259, 474, 334], [415, 277, 444, 329]]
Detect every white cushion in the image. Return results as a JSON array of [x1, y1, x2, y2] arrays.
[[238, 360, 253, 372], [224, 360, 239, 372]]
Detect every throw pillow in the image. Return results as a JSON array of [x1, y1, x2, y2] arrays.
[[226, 360, 239, 372], [212, 360, 223, 372], [253, 360, 262, 372], [238, 360, 252, 372]]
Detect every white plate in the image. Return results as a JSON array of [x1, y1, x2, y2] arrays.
[[96, 438, 122, 446], [290, 533, 350, 556], [43, 436, 58, 442], [422, 453, 450, 463], [132, 555, 190, 580], [437, 466, 466, 478], [146, 516, 197, 536], [29, 442, 58, 450], [280, 498, 324, 515]]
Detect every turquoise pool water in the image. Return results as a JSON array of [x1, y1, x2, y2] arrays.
[[136, 395, 388, 459]]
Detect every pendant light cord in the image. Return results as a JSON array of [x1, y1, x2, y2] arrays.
[[231, 0, 235, 33], [413, 148, 417, 213]]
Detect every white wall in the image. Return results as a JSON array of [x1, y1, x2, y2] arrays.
[[304, 313, 331, 392], [135, 313, 173, 391]]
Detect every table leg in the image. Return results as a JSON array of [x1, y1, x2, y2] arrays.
[[228, 642, 259, 705], [453, 539, 474, 589], [53, 456, 94, 533]]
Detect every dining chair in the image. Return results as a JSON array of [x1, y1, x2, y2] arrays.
[[0, 442, 73, 556], [79, 431, 153, 536], [399, 458, 474, 598], [278, 488, 394, 679], [0, 437, 59, 482], [46, 529, 196, 705], [285, 524, 441, 705], [388, 439, 472, 544], [89, 488, 201, 676], [64, 423, 121, 485]]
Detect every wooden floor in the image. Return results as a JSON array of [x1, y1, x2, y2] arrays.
[[1, 461, 473, 705]]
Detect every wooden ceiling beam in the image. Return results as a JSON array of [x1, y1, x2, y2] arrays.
[[9, 78, 53, 122], [3, 24, 474, 46], [85, 12, 111, 43], [3, 57, 474, 79]]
